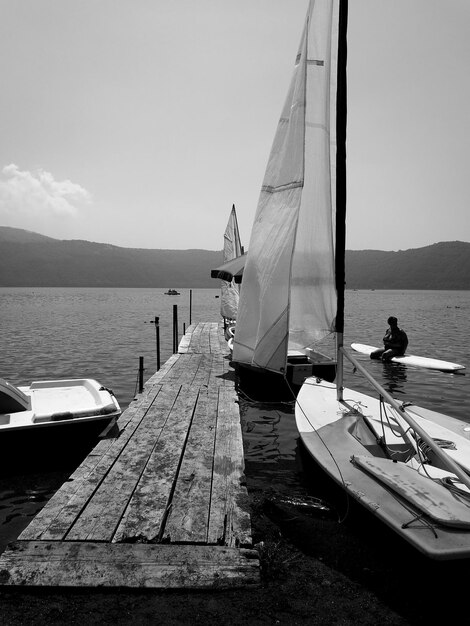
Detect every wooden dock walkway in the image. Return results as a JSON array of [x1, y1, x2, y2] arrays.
[[0, 323, 259, 589]]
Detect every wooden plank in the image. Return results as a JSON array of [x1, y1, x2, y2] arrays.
[[209, 323, 224, 354], [138, 354, 180, 390], [188, 322, 214, 354], [174, 354, 205, 385], [177, 324, 197, 353], [197, 323, 211, 354], [0, 541, 260, 589], [208, 387, 252, 547], [5, 322, 257, 591], [210, 353, 230, 387], [112, 383, 200, 543], [19, 384, 167, 541], [63, 384, 186, 542], [157, 354, 202, 386], [25, 384, 179, 542], [113, 380, 166, 431], [186, 323, 203, 353], [192, 353, 213, 387], [162, 386, 219, 543]]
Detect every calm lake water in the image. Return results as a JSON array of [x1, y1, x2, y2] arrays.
[[0, 287, 469, 553]]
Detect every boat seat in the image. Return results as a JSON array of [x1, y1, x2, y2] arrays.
[[0, 378, 31, 413]]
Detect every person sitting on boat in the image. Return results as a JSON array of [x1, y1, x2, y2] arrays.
[[370, 316, 408, 362]]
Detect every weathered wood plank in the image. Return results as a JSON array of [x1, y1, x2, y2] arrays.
[[208, 387, 252, 547], [202, 323, 212, 352], [162, 386, 219, 543], [210, 353, 231, 387], [157, 353, 201, 385], [178, 322, 228, 356], [112, 383, 200, 542], [19, 384, 167, 541], [209, 323, 224, 354], [192, 353, 213, 387], [187, 323, 203, 353], [63, 384, 185, 542], [28, 384, 178, 542], [174, 354, 205, 384], [177, 324, 197, 353], [138, 353, 180, 390], [5, 322, 258, 590], [0, 542, 260, 589]]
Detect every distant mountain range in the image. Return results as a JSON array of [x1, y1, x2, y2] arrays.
[[1, 226, 469, 289]]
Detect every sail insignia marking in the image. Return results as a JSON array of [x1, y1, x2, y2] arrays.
[[261, 181, 303, 194]]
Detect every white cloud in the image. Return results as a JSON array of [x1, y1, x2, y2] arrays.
[[0, 164, 91, 219]]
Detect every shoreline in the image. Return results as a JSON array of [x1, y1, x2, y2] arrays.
[[1, 467, 468, 625]]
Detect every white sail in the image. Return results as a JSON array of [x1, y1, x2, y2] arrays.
[[220, 205, 243, 321], [233, 0, 340, 374]]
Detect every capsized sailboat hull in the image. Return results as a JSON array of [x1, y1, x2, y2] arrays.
[[296, 377, 470, 559]]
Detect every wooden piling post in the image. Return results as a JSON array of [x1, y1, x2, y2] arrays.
[[138, 356, 144, 393], [155, 316, 161, 371], [173, 305, 178, 354]]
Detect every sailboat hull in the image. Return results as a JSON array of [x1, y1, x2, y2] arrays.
[[235, 352, 336, 401], [296, 377, 470, 560]]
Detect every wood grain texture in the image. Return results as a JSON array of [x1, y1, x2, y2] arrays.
[[1, 323, 258, 588], [0, 542, 259, 589]]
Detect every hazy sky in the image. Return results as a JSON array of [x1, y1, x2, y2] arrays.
[[1, 0, 469, 251]]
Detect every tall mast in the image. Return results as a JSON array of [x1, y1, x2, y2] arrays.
[[335, 0, 348, 399]]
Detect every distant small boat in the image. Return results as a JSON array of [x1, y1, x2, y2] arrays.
[[164, 289, 180, 295], [0, 377, 121, 435]]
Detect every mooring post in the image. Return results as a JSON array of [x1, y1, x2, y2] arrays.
[[189, 289, 192, 325], [155, 316, 161, 371], [173, 304, 178, 354], [138, 356, 144, 393]]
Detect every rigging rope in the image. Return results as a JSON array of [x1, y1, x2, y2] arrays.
[[293, 378, 351, 524], [439, 476, 470, 504]]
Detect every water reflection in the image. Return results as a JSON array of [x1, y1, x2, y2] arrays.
[[381, 362, 407, 396], [238, 395, 296, 464], [0, 471, 71, 554]]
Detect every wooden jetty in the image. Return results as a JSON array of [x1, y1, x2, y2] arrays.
[[0, 322, 259, 589]]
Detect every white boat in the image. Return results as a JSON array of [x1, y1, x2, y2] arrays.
[[283, 0, 470, 559], [231, 3, 337, 394], [0, 377, 121, 434], [351, 343, 465, 373]]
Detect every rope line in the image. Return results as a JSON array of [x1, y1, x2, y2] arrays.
[[292, 377, 351, 524]]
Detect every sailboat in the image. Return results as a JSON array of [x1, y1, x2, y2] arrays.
[[219, 205, 243, 340], [231, 1, 337, 394], [266, 0, 470, 559], [234, 0, 470, 559]]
